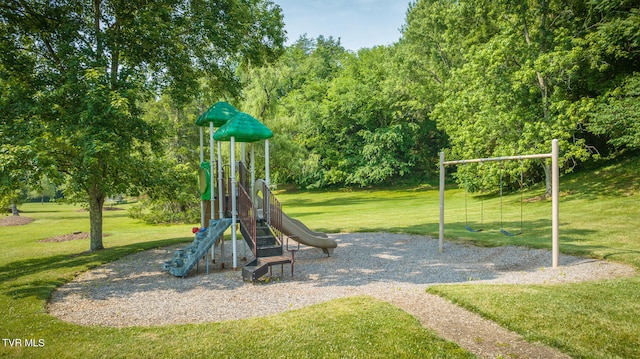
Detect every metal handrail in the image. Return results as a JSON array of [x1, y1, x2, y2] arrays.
[[235, 161, 287, 256], [237, 181, 257, 258], [238, 161, 252, 193], [261, 180, 284, 245]]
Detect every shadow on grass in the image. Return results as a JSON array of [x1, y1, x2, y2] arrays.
[[354, 218, 610, 255], [602, 250, 640, 264], [283, 196, 373, 208], [282, 211, 326, 218], [562, 155, 640, 201], [22, 215, 89, 222], [0, 237, 190, 300]]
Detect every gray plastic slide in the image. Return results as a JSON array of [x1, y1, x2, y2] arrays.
[[254, 179, 337, 254], [280, 210, 337, 255]]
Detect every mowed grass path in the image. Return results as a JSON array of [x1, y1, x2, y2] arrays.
[[1, 155, 639, 358]]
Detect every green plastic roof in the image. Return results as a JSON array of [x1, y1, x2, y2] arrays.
[[213, 112, 273, 142], [195, 101, 239, 127]]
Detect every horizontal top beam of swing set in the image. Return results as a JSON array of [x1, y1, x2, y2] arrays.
[[442, 153, 552, 166]]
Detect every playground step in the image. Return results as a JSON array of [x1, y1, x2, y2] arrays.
[[256, 244, 283, 258], [256, 225, 271, 234], [256, 231, 274, 241], [242, 255, 292, 282], [239, 221, 283, 258], [256, 234, 277, 246]]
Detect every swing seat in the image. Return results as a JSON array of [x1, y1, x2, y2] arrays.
[[465, 225, 483, 233], [500, 229, 522, 237]]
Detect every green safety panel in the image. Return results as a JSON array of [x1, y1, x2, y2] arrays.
[[198, 161, 212, 200], [195, 101, 238, 127], [213, 112, 273, 143]]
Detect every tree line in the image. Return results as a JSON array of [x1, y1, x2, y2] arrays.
[[1, 0, 639, 250], [241, 0, 639, 193]]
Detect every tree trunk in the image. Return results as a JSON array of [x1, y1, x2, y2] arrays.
[[522, 1, 553, 198], [11, 203, 19, 216], [88, 186, 105, 251]]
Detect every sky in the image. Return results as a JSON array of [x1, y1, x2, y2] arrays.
[[272, 0, 411, 52]]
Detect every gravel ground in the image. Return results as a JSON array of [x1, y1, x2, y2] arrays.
[[48, 232, 635, 358]]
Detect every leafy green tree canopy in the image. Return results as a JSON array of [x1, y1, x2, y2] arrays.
[[403, 0, 640, 194], [0, 0, 285, 250]]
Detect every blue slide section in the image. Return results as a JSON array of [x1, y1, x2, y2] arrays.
[[162, 218, 232, 277]]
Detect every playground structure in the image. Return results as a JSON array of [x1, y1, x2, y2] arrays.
[[162, 102, 337, 280], [438, 139, 560, 267]]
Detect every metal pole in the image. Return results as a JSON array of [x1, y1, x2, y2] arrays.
[[217, 141, 224, 268], [265, 139, 271, 223], [443, 153, 551, 165], [251, 144, 256, 203], [199, 127, 205, 229], [439, 151, 445, 253], [230, 137, 238, 269], [209, 123, 215, 224], [552, 139, 559, 268], [209, 123, 215, 262], [217, 142, 224, 219], [265, 139, 270, 186]]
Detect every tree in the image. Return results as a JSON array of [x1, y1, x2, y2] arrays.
[[240, 34, 448, 188], [401, 0, 640, 194], [128, 94, 205, 224], [0, 28, 47, 216], [575, 4, 640, 150], [396, 0, 504, 188], [403, 0, 632, 194], [586, 73, 640, 149], [29, 175, 58, 203], [318, 45, 422, 186], [0, 0, 284, 250], [238, 35, 349, 187]]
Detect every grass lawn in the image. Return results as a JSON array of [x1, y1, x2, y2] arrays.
[[273, 155, 640, 358], [1, 202, 472, 358], [276, 156, 640, 268], [2, 155, 639, 358], [428, 277, 640, 358]]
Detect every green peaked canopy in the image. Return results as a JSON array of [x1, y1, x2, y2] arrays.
[[195, 101, 239, 127], [213, 112, 273, 142]]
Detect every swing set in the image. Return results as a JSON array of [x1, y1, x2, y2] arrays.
[[463, 160, 525, 236], [439, 139, 560, 268]]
